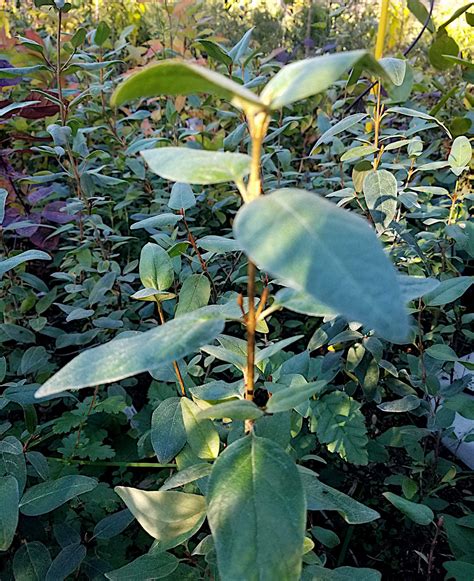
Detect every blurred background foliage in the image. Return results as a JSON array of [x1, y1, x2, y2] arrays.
[[1, 0, 473, 58]]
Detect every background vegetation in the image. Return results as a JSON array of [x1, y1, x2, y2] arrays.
[[0, 1, 473, 580]]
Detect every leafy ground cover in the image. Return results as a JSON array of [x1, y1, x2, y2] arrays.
[[0, 1, 473, 579]]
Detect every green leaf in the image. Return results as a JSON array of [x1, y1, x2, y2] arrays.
[[35, 309, 225, 397], [440, 3, 474, 29], [312, 391, 368, 465], [386, 106, 451, 137], [0, 188, 7, 224], [105, 551, 179, 581], [142, 147, 251, 185], [303, 566, 381, 581], [444, 560, 474, 581], [111, 60, 263, 112], [299, 469, 380, 524], [93, 509, 134, 540], [407, 0, 436, 32], [0, 250, 51, 279], [139, 242, 173, 291], [197, 235, 242, 254], [274, 287, 337, 317], [131, 213, 182, 231], [160, 464, 212, 491], [260, 50, 387, 110], [168, 183, 196, 211], [131, 288, 176, 302], [114, 487, 206, 543], [175, 275, 211, 317], [425, 344, 459, 362], [363, 169, 398, 228], [0, 65, 48, 78], [383, 492, 433, 525], [233, 188, 408, 342], [93, 21, 111, 46], [340, 144, 378, 162], [266, 380, 327, 414], [19, 475, 97, 516], [379, 57, 406, 86], [151, 398, 186, 463], [310, 113, 368, 153], [429, 33, 460, 70], [423, 276, 473, 306], [398, 275, 440, 301], [70, 27, 86, 48], [377, 395, 421, 412], [181, 398, 220, 460], [444, 394, 474, 420], [311, 526, 340, 548], [196, 39, 232, 67], [207, 435, 306, 581], [0, 475, 19, 551], [45, 543, 86, 581], [448, 136, 472, 176], [197, 400, 264, 421], [13, 542, 51, 581], [0, 100, 40, 117], [228, 28, 254, 63]]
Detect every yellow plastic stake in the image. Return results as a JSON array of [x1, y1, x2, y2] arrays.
[[375, 0, 391, 60], [367, 0, 391, 132]]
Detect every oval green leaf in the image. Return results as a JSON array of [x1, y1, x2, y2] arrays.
[[19, 475, 97, 516], [175, 274, 211, 318], [180, 398, 220, 460], [363, 169, 398, 228], [0, 250, 51, 279], [105, 551, 179, 581], [197, 400, 264, 421], [260, 50, 387, 110], [233, 188, 409, 342], [114, 487, 206, 543], [151, 398, 187, 464], [0, 475, 19, 551], [383, 492, 433, 525], [139, 242, 174, 291], [266, 380, 327, 414], [111, 59, 263, 112], [141, 147, 251, 185], [207, 434, 306, 581], [35, 309, 225, 397]]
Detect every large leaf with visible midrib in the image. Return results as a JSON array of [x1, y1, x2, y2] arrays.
[[111, 60, 263, 112], [260, 50, 387, 110], [35, 309, 224, 397], [233, 188, 408, 342], [19, 475, 97, 516], [0, 475, 19, 550], [363, 169, 398, 228], [207, 434, 306, 581], [141, 148, 251, 185], [115, 488, 206, 544]]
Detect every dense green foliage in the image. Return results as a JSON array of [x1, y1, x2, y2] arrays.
[[0, 1, 473, 579]]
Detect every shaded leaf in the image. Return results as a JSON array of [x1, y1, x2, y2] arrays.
[[207, 435, 306, 580]]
